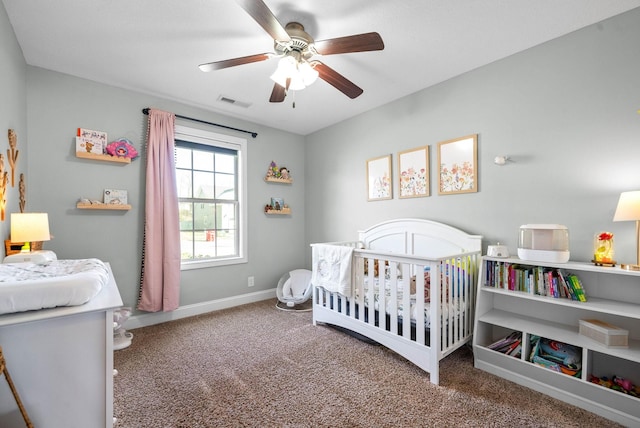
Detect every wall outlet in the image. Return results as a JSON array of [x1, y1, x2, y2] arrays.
[[248, 276, 255, 287]]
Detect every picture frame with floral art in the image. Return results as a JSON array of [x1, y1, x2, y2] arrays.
[[437, 134, 478, 195], [366, 154, 392, 201], [398, 145, 429, 198]]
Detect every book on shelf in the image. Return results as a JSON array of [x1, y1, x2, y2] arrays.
[[483, 260, 587, 301], [76, 127, 108, 155], [566, 274, 587, 302], [488, 331, 522, 357]]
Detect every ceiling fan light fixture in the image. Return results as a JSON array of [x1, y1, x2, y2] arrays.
[[270, 55, 318, 91], [299, 61, 319, 86], [270, 55, 296, 88]]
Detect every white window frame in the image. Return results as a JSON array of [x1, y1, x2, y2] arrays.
[[175, 125, 248, 270]]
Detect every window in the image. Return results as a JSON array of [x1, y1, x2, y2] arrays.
[[174, 125, 247, 269]]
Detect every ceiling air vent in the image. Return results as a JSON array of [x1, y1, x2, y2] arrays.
[[217, 95, 251, 109]]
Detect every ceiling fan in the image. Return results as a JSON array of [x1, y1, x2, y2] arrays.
[[198, 0, 384, 103]]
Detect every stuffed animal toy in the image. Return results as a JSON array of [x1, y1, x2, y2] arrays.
[[539, 338, 581, 368]]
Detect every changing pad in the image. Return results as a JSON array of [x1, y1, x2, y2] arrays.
[[0, 258, 109, 315]]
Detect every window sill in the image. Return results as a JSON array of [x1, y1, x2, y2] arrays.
[[180, 256, 247, 270]]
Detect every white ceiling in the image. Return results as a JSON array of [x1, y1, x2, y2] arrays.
[[4, 0, 640, 135]]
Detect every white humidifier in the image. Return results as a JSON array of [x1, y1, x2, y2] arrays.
[[518, 224, 570, 263]]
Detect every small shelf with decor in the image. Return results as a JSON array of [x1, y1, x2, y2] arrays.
[[75, 128, 138, 164], [264, 160, 292, 183], [77, 202, 131, 211], [76, 151, 131, 164], [264, 197, 289, 215], [264, 176, 292, 184], [265, 207, 291, 215]]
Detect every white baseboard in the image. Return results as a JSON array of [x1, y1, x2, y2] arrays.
[[124, 288, 276, 330]]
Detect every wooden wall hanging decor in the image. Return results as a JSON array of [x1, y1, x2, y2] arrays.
[[19, 173, 26, 213], [0, 153, 7, 221], [7, 129, 19, 187]]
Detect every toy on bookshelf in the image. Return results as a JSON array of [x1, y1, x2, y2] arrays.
[[529, 336, 582, 377], [106, 138, 139, 160], [589, 375, 640, 398]]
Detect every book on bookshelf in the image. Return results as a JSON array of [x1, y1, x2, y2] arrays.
[[483, 260, 587, 301], [76, 127, 108, 155], [488, 331, 522, 358], [567, 274, 587, 302]]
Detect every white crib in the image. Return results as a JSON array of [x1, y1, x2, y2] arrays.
[[311, 218, 482, 385]]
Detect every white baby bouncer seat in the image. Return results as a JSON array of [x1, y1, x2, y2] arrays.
[[276, 269, 312, 309]]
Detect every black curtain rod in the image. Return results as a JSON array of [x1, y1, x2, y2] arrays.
[[142, 108, 257, 138]]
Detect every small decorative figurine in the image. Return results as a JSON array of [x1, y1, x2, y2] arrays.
[[279, 167, 290, 180]]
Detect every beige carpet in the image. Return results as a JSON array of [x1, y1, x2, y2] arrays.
[[114, 299, 621, 427]]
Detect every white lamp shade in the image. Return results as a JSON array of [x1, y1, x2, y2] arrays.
[[298, 61, 318, 86], [10, 213, 51, 243], [270, 56, 297, 88], [270, 56, 318, 91], [613, 191, 640, 221]]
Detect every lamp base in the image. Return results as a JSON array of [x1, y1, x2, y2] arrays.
[[3, 250, 57, 264], [620, 263, 640, 272]]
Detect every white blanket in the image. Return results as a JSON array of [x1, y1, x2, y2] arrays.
[[0, 258, 109, 315], [311, 244, 354, 297]]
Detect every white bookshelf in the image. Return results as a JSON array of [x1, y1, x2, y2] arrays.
[[473, 256, 640, 426]]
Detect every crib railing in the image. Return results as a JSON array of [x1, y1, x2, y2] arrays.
[[313, 244, 481, 357]]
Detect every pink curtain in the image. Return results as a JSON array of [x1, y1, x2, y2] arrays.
[[137, 109, 181, 312]]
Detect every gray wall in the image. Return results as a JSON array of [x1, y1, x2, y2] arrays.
[[0, 3, 26, 240], [24, 68, 306, 313], [305, 8, 640, 264], [3, 5, 640, 317]]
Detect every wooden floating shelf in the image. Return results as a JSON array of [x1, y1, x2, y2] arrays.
[[264, 177, 292, 184], [76, 151, 131, 164], [77, 202, 131, 211], [265, 208, 291, 215]]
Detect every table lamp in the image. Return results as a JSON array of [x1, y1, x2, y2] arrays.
[[613, 190, 640, 271], [3, 212, 57, 263]]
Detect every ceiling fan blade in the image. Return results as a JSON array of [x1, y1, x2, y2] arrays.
[[199, 53, 271, 72], [269, 82, 286, 103], [314, 62, 363, 99], [236, 0, 291, 42], [313, 32, 384, 55]]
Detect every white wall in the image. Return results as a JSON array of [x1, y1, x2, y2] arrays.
[[305, 8, 640, 264], [3, 5, 640, 319]]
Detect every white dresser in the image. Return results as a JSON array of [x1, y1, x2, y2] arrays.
[[0, 263, 122, 428]]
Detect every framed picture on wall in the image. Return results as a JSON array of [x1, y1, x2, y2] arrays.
[[437, 134, 478, 195], [366, 154, 392, 201], [398, 146, 429, 198]]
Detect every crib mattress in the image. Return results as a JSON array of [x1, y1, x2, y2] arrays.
[[0, 258, 109, 315]]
